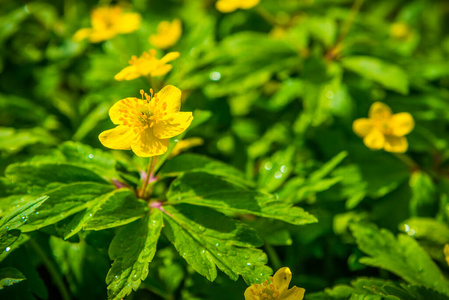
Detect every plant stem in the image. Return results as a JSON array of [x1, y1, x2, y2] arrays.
[[139, 156, 155, 199], [29, 239, 71, 300], [393, 153, 419, 171], [265, 244, 281, 271], [335, 0, 364, 46], [149, 75, 158, 92], [328, 0, 364, 58], [255, 7, 282, 27]]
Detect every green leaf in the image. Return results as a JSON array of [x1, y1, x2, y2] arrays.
[[167, 173, 317, 225], [257, 146, 295, 192], [309, 151, 348, 182], [0, 267, 26, 290], [0, 127, 57, 154], [0, 233, 29, 263], [160, 153, 252, 186], [58, 141, 117, 180], [20, 182, 115, 232], [399, 218, 449, 244], [308, 277, 449, 300], [350, 223, 449, 295], [163, 204, 271, 283], [106, 210, 163, 300], [0, 196, 47, 230], [64, 189, 148, 239], [342, 56, 409, 94], [5, 162, 109, 193]]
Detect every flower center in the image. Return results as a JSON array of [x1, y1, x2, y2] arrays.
[[374, 120, 392, 135], [117, 89, 168, 134], [247, 279, 281, 300]]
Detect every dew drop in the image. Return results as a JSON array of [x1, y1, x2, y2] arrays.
[[198, 226, 206, 232], [280, 165, 286, 173], [264, 162, 273, 171], [88, 154, 94, 159], [210, 71, 221, 81], [274, 171, 282, 179], [5, 247, 11, 252]]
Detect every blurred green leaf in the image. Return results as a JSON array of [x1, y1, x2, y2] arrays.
[[342, 56, 409, 94], [351, 223, 449, 296], [0, 267, 26, 290], [409, 171, 437, 217], [399, 217, 449, 245]]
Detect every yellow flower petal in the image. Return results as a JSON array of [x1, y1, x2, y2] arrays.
[[116, 12, 141, 34], [353, 118, 373, 138], [89, 29, 116, 43], [240, 0, 260, 9], [73, 28, 92, 42], [384, 135, 408, 153], [108, 97, 141, 124], [150, 64, 173, 77], [99, 125, 135, 150], [280, 286, 306, 300], [160, 52, 181, 64], [149, 19, 182, 49], [169, 137, 204, 158], [390, 112, 414, 136], [131, 129, 169, 157], [216, 0, 241, 13], [369, 102, 392, 120], [273, 267, 292, 294], [153, 112, 193, 139], [363, 129, 385, 150], [155, 85, 182, 114], [114, 65, 140, 81]]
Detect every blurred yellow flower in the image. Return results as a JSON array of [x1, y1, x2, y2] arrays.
[[169, 137, 204, 158], [99, 86, 193, 157], [216, 0, 260, 13], [244, 267, 305, 300], [114, 49, 180, 81], [353, 102, 414, 153], [149, 19, 182, 49], [73, 6, 141, 43], [390, 22, 411, 40]]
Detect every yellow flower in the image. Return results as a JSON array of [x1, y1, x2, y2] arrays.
[[444, 244, 449, 266], [99, 86, 193, 157], [216, 0, 260, 13], [149, 19, 182, 49], [353, 102, 414, 153], [244, 267, 305, 300], [114, 49, 180, 81], [73, 6, 141, 43]]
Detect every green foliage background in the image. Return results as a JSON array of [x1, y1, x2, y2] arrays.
[[1, 0, 449, 299]]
